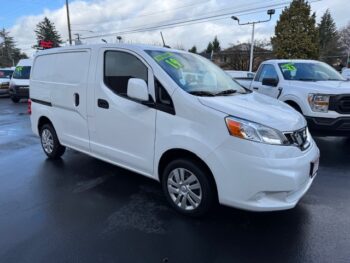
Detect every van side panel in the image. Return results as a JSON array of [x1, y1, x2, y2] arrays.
[[31, 50, 91, 152]]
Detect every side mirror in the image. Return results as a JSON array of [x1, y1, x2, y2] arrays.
[[262, 78, 278, 87], [127, 78, 149, 102]]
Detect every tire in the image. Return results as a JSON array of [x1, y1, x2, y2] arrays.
[[161, 158, 215, 217], [11, 97, 20, 103], [40, 124, 66, 159]]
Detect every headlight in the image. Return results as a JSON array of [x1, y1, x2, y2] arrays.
[[308, 94, 330, 112], [225, 117, 290, 145]]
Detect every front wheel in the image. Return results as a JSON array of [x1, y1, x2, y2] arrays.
[[40, 124, 66, 159], [161, 159, 215, 217]]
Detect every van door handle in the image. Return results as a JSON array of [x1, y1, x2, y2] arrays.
[[74, 93, 80, 106], [97, 99, 109, 109], [253, 87, 259, 90]]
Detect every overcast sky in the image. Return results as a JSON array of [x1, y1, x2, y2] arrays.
[[1, 0, 349, 56]]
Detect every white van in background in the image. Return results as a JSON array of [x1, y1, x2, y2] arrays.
[[9, 59, 33, 103], [30, 44, 319, 216]]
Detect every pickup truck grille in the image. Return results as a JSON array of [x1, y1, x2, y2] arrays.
[[329, 95, 350, 114], [284, 127, 310, 151]]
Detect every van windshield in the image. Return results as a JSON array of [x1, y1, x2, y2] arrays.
[[12, 66, 31, 79], [0, 70, 13, 79], [146, 50, 246, 96], [278, 62, 345, 81]]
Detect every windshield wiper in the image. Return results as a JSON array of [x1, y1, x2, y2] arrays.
[[188, 91, 215, 97], [297, 78, 318, 81], [215, 89, 237, 96]]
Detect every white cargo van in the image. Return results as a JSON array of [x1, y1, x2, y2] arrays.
[[9, 59, 33, 103], [30, 45, 320, 216]]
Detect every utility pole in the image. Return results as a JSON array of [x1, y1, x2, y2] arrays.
[[66, 0, 72, 45], [232, 9, 275, 72]]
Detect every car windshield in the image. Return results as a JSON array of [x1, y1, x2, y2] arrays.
[[12, 66, 31, 79], [0, 70, 13, 79], [278, 62, 345, 81], [146, 50, 246, 96]]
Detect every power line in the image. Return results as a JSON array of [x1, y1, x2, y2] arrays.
[[72, 0, 212, 27], [81, 0, 322, 40]]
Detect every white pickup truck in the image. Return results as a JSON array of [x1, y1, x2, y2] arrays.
[[238, 60, 350, 136]]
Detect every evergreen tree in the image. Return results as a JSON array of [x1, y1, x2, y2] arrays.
[[188, 46, 197, 53], [0, 28, 28, 67], [318, 9, 341, 64], [34, 17, 62, 49], [206, 42, 213, 53], [271, 0, 319, 59], [212, 36, 221, 52]]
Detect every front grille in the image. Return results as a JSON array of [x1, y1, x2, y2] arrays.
[[329, 95, 350, 114], [0, 82, 9, 89], [284, 127, 310, 151]]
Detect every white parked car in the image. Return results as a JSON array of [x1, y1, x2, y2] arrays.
[[30, 45, 320, 216], [0, 68, 14, 97], [225, 70, 255, 89], [342, 68, 350, 80], [248, 60, 350, 136], [9, 59, 32, 103]]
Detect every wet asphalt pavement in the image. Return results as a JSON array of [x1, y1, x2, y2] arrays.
[[0, 98, 349, 263]]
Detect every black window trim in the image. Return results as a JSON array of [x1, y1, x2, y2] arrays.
[[154, 78, 176, 115]]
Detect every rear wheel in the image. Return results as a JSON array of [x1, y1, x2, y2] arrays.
[[11, 97, 20, 103], [161, 159, 215, 217], [40, 124, 66, 159]]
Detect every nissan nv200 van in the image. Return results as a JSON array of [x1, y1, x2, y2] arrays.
[[30, 45, 320, 216]]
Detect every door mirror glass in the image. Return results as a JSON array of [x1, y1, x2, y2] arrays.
[[262, 78, 278, 87], [127, 78, 149, 101]]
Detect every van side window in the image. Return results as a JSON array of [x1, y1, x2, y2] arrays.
[[155, 78, 175, 115], [257, 64, 279, 82], [104, 51, 148, 96]]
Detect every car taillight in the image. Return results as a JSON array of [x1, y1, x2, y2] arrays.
[[28, 99, 32, 115]]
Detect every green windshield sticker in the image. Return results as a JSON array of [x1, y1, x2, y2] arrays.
[[165, 58, 183, 69], [16, 66, 23, 72], [281, 63, 296, 71], [154, 52, 183, 69], [154, 52, 173, 62]]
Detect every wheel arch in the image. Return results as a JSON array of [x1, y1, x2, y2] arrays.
[[158, 148, 219, 202], [37, 116, 54, 134]]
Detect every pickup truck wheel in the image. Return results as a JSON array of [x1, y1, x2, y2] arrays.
[[11, 97, 20, 103], [40, 124, 66, 159], [162, 159, 215, 217]]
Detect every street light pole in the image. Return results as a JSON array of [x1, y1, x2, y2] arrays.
[[66, 0, 72, 45], [249, 22, 255, 74], [232, 9, 275, 72]]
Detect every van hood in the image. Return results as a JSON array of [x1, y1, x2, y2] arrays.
[[291, 80, 350, 94], [198, 92, 306, 132]]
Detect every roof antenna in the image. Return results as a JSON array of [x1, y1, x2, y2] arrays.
[[101, 39, 107, 43], [160, 32, 171, 48]]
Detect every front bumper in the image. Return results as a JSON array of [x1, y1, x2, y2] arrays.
[[306, 116, 350, 136], [206, 137, 320, 212], [9, 86, 29, 99]]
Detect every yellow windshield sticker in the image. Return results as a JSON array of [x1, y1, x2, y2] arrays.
[[281, 63, 296, 71], [16, 66, 23, 72], [154, 52, 184, 69]]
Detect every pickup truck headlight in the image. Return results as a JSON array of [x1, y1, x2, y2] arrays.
[[308, 94, 330, 112], [225, 117, 289, 145]]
